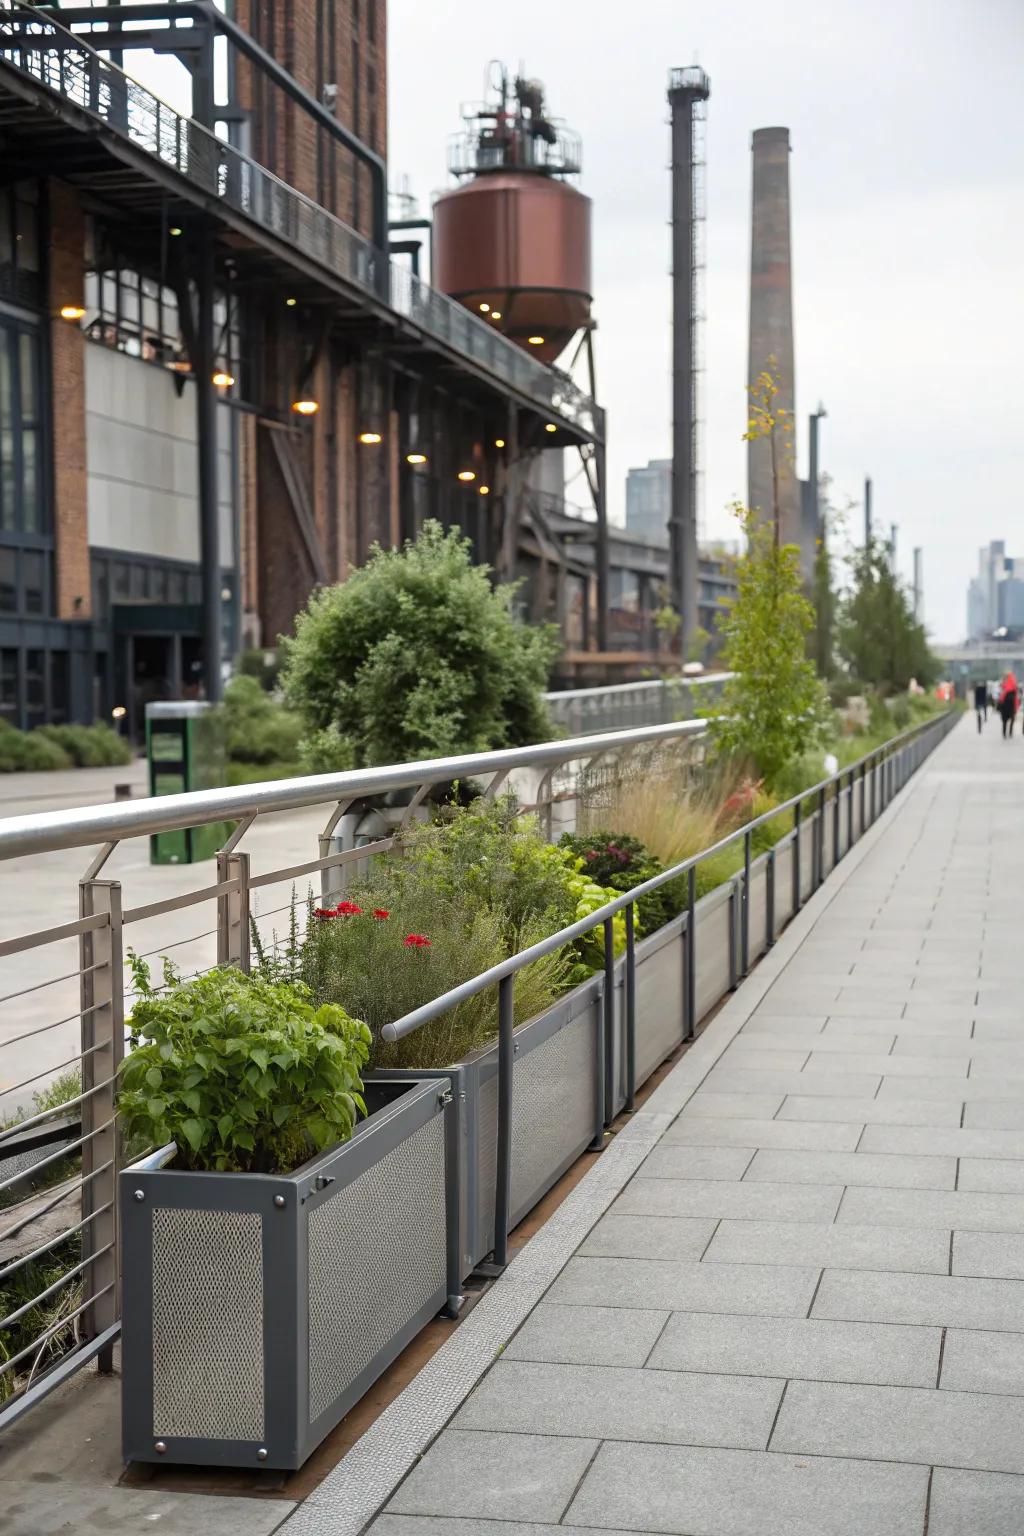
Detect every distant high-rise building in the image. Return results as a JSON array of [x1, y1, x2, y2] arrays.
[[966, 540, 1024, 639], [625, 459, 671, 546]]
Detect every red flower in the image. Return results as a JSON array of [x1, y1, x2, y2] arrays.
[[335, 901, 363, 916], [314, 907, 338, 920], [373, 908, 390, 920], [403, 933, 432, 948]]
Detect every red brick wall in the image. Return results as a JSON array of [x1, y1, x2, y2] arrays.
[[47, 181, 90, 621]]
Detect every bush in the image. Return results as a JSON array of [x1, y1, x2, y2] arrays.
[[0, 722, 70, 771], [36, 723, 132, 768], [559, 830, 684, 935], [119, 955, 370, 1173], [281, 521, 560, 770], [218, 674, 303, 766]]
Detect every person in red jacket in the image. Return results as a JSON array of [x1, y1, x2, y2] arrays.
[[998, 671, 1019, 738]]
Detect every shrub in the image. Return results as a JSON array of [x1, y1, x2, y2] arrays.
[[217, 674, 304, 766], [293, 894, 568, 1070], [559, 858, 628, 984], [559, 830, 684, 935], [37, 723, 132, 768], [118, 955, 370, 1174], [0, 722, 70, 772], [281, 521, 559, 770]]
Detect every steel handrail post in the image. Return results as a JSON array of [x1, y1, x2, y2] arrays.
[[492, 974, 515, 1268], [832, 776, 841, 870], [766, 846, 776, 949], [818, 784, 827, 888], [740, 828, 751, 977], [624, 903, 636, 1113], [603, 916, 616, 1125], [793, 799, 802, 912], [685, 865, 697, 1040]]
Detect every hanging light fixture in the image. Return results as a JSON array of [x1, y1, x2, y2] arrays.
[[59, 303, 86, 323], [545, 423, 557, 433], [479, 484, 490, 496], [358, 430, 383, 444], [494, 438, 506, 449], [292, 399, 319, 417], [406, 452, 428, 465], [457, 470, 476, 483], [212, 370, 235, 389], [528, 335, 545, 346]]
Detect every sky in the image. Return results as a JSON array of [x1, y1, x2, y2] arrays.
[[386, 0, 1024, 641]]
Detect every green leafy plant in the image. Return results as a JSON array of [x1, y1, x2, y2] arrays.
[[216, 674, 304, 767], [36, 723, 132, 768], [837, 537, 937, 693], [559, 830, 683, 935], [558, 855, 628, 985], [118, 955, 370, 1173], [281, 521, 560, 770]]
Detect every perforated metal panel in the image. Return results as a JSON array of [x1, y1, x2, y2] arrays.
[[151, 1207, 264, 1441], [773, 842, 795, 933], [694, 889, 733, 1022], [476, 998, 598, 1254], [633, 929, 685, 1086], [307, 1112, 445, 1424], [747, 865, 768, 966]]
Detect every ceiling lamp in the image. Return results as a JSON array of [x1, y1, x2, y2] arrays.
[[479, 301, 490, 313], [286, 297, 297, 307], [292, 399, 319, 417], [545, 423, 557, 433], [527, 335, 545, 346], [358, 430, 382, 444], [490, 310, 502, 320], [169, 226, 182, 237], [406, 452, 428, 465], [494, 438, 506, 449], [479, 484, 490, 496], [457, 470, 476, 482], [212, 370, 235, 389], [59, 304, 86, 322]]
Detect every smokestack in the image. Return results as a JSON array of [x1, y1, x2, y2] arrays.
[[913, 547, 923, 620], [747, 127, 800, 558], [667, 67, 710, 654]]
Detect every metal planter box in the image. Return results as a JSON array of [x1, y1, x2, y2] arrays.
[[120, 1075, 452, 1471]]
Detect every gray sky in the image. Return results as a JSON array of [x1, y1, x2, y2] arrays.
[[388, 0, 1024, 641]]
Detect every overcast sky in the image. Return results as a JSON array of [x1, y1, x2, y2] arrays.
[[388, 0, 1023, 641]]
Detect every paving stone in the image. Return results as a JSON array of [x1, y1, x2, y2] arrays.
[[680, 1091, 785, 1118], [876, 1076, 1010, 1101], [648, 1310, 940, 1387], [719, 1047, 813, 1072], [386, 1429, 599, 1523], [940, 1328, 1024, 1394], [956, 1158, 1024, 1194], [778, 1094, 963, 1127], [828, 1012, 972, 1037], [663, 1117, 862, 1152], [614, 1177, 843, 1222], [545, 1255, 820, 1315], [953, 1231, 1024, 1280], [704, 1218, 949, 1274], [704, 1068, 883, 1097], [806, 1051, 968, 1080], [927, 1468, 1024, 1536], [455, 1359, 782, 1449], [838, 1185, 1024, 1233], [861, 1125, 1024, 1159], [738, 1017, 827, 1038], [963, 1102, 1024, 1130], [578, 1212, 717, 1262], [755, 1001, 839, 1018], [745, 1148, 956, 1190], [564, 1441, 929, 1536], [370, 1521, 640, 1536], [0, 1486, 293, 1536], [637, 1144, 754, 1180], [503, 1303, 670, 1368], [751, 1010, 831, 1026], [774, 1378, 1024, 1473], [813, 1268, 1024, 1332], [743, 1029, 898, 1054]]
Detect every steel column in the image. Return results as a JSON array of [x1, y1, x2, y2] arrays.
[[624, 903, 637, 1113], [492, 974, 515, 1268]]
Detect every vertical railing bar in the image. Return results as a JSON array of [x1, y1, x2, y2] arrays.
[[832, 776, 841, 870], [766, 846, 775, 949], [793, 799, 802, 912], [817, 784, 827, 889], [492, 974, 514, 1269], [740, 828, 751, 977], [624, 903, 636, 1113], [603, 916, 616, 1126], [685, 865, 697, 1040], [216, 848, 251, 973]]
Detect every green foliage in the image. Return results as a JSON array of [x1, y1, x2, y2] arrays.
[[708, 508, 832, 787], [559, 859, 627, 984], [0, 1234, 82, 1404], [237, 647, 281, 691], [0, 721, 71, 771], [281, 521, 560, 770], [217, 674, 304, 766], [837, 538, 938, 693], [559, 830, 684, 935], [36, 723, 132, 768], [119, 955, 370, 1173]]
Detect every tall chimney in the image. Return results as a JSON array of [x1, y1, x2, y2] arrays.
[[747, 127, 800, 555], [913, 547, 923, 620]]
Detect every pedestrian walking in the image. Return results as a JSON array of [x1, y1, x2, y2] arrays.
[[998, 671, 1019, 738], [974, 680, 989, 732]]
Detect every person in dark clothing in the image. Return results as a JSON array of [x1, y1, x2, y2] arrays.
[[974, 680, 989, 732], [999, 672, 1019, 738]]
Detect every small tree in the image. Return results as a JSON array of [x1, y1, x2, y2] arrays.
[[709, 505, 832, 786], [837, 537, 937, 693], [744, 360, 795, 544], [281, 521, 560, 770]]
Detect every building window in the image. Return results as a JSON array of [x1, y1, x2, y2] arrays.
[[24, 648, 45, 730], [0, 320, 46, 537], [0, 650, 17, 725], [0, 181, 41, 308]]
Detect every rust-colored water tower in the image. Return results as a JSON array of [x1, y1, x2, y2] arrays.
[[432, 64, 592, 366]]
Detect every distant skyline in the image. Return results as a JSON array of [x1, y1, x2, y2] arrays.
[[388, 0, 1023, 641]]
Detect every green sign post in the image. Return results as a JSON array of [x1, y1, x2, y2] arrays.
[[145, 702, 230, 864]]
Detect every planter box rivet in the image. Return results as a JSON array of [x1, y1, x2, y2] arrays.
[[154, 1442, 166, 1454], [257, 1448, 268, 1461], [133, 1190, 145, 1202], [273, 1195, 286, 1208]]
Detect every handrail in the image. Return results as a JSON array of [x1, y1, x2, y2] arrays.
[[381, 710, 957, 1042], [544, 672, 731, 704], [0, 4, 600, 438], [0, 719, 707, 859]]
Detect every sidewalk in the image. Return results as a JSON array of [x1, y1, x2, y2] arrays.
[[289, 712, 1024, 1536]]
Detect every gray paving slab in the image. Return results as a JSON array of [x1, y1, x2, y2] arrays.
[[636, 1143, 755, 1180], [0, 1486, 294, 1536], [735, 1028, 897, 1053], [680, 1091, 785, 1117], [545, 1255, 820, 1315], [613, 1177, 843, 1222], [745, 1147, 957, 1189], [717, 1046, 812, 1071], [662, 1116, 862, 1151], [927, 1468, 1024, 1536], [703, 1067, 884, 1096], [369, 1522, 640, 1536], [454, 1359, 783, 1448], [773, 1378, 1024, 1473], [778, 1093, 963, 1126], [813, 1267, 1024, 1332], [964, 1101, 1024, 1130], [577, 1212, 717, 1262], [704, 1218, 950, 1274], [503, 1302, 670, 1368], [564, 1441, 929, 1536], [958, 1158, 1024, 1193], [953, 1230, 1024, 1279], [828, 1012, 973, 1037], [861, 1124, 1024, 1158], [648, 1309, 940, 1386], [386, 1429, 598, 1523], [940, 1327, 1024, 1394], [807, 1050, 969, 1079]]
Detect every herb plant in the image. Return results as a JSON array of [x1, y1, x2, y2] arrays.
[[119, 954, 370, 1174], [559, 830, 685, 935]]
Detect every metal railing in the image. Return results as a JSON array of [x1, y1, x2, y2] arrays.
[[544, 673, 732, 736], [0, 6, 600, 438], [0, 706, 959, 1428]]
